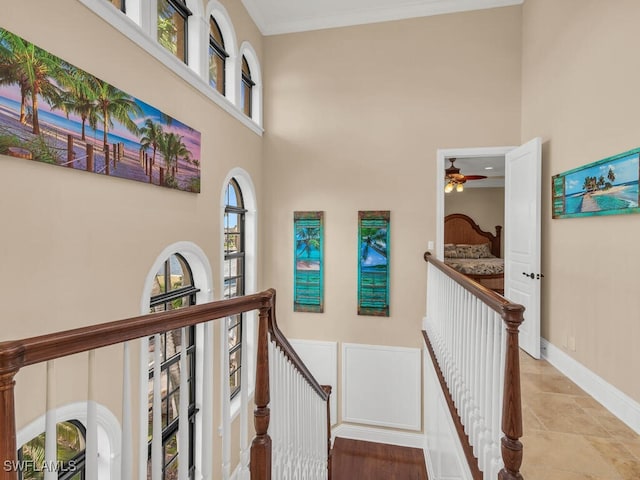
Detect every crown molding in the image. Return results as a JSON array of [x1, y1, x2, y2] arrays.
[[242, 0, 523, 36]]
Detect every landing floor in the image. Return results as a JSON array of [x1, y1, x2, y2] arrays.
[[520, 351, 640, 479]]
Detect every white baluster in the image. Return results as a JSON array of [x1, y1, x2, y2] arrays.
[[86, 350, 98, 479], [44, 361, 56, 480], [138, 336, 150, 480], [152, 333, 162, 480], [221, 319, 231, 480], [178, 327, 189, 480], [201, 321, 214, 480], [121, 342, 132, 479], [240, 315, 250, 479]]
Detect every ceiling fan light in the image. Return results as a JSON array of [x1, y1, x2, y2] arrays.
[[444, 182, 454, 193], [456, 182, 464, 192]]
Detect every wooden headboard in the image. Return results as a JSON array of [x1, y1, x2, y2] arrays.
[[444, 213, 502, 257]]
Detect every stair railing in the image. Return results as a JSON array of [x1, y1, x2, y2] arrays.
[[423, 253, 524, 480], [0, 288, 330, 480], [251, 290, 331, 480]]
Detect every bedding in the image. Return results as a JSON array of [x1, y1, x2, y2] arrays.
[[443, 242, 504, 275], [444, 257, 504, 276], [443, 213, 504, 294]]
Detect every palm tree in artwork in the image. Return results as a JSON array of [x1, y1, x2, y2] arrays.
[[139, 118, 164, 166], [296, 227, 320, 259], [55, 65, 99, 141], [92, 79, 141, 150], [0, 29, 63, 134], [361, 228, 387, 262], [159, 131, 190, 177], [0, 29, 31, 125]]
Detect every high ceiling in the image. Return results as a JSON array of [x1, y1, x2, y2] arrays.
[[241, 0, 523, 36]]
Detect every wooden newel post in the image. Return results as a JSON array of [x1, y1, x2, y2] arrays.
[[0, 343, 25, 480], [498, 304, 525, 480], [250, 306, 272, 480]]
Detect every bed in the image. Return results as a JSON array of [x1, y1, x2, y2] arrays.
[[444, 213, 504, 294]]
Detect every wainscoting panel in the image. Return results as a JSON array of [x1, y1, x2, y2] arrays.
[[289, 339, 338, 426], [342, 343, 421, 431]]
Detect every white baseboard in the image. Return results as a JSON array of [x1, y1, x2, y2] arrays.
[[541, 338, 640, 435], [331, 424, 425, 449]]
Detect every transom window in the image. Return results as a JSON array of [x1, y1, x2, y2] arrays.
[[157, 0, 191, 63], [18, 420, 86, 480], [209, 16, 228, 94], [148, 254, 199, 479], [224, 179, 246, 399], [240, 56, 254, 117]]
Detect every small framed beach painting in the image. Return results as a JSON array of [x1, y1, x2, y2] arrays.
[[294, 211, 324, 313], [0, 27, 201, 193], [358, 211, 390, 317], [552, 148, 640, 219]]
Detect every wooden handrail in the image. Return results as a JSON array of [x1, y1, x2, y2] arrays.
[[0, 290, 274, 370], [424, 252, 525, 479]]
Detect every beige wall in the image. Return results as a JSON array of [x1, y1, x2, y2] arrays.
[[444, 187, 505, 249], [1, 0, 263, 468], [262, 7, 522, 349], [522, 0, 640, 402]]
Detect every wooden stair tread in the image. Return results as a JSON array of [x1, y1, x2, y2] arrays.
[[331, 437, 428, 480]]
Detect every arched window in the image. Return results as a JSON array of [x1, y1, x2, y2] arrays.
[[209, 16, 228, 94], [240, 56, 254, 118], [148, 253, 199, 478], [224, 179, 246, 398], [157, 0, 192, 63], [18, 420, 86, 479]]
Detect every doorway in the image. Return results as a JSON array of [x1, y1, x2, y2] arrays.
[[436, 146, 515, 261], [436, 140, 542, 359]]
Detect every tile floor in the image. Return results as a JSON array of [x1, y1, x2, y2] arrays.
[[520, 351, 640, 479]]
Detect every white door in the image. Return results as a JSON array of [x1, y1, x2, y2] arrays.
[[504, 137, 542, 359]]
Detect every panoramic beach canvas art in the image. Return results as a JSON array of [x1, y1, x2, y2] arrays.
[[293, 212, 324, 313], [552, 148, 640, 219], [358, 211, 390, 317], [0, 27, 201, 193]]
